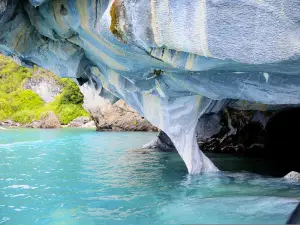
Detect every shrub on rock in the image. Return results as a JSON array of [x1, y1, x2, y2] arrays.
[[12, 110, 36, 124]]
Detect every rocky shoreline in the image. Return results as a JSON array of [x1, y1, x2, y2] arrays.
[[2, 111, 300, 181], [0, 115, 96, 129], [143, 106, 300, 177], [0, 58, 157, 132], [0, 114, 157, 131]]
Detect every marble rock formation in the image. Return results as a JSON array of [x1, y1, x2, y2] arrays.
[[1, 0, 300, 173], [284, 171, 300, 181], [79, 82, 157, 131]]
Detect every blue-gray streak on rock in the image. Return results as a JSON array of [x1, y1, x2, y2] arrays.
[[1, 0, 300, 173]]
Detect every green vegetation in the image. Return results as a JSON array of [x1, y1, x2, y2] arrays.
[[0, 54, 88, 124], [60, 78, 84, 105], [12, 110, 37, 124]]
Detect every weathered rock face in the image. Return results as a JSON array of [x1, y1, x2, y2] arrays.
[[148, 108, 269, 155], [68, 116, 91, 127], [284, 172, 300, 181], [91, 100, 157, 131], [200, 109, 268, 156], [79, 83, 157, 131], [23, 69, 62, 103], [2, 0, 300, 173], [39, 111, 60, 129]]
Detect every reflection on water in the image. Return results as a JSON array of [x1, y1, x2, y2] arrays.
[[0, 128, 299, 225]]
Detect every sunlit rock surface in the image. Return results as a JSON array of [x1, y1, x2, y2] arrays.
[[1, 0, 300, 173], [284, 172, 300, 181], [79, 82, 157, 131], [23, 69, 63, 103]]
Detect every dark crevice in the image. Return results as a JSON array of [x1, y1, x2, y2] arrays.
[[60, 4, 68, 16], [76, 77, 89, 86], [94, 0, 98, 28]]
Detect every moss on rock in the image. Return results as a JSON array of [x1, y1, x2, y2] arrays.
[[110, 1, 124, 41]]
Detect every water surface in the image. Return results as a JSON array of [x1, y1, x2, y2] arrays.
[[0, 128, 299, 224]]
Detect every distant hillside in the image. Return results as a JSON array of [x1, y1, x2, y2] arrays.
[[0, 54, 88, 125]]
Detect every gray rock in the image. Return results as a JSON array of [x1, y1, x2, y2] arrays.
[[79, 84, 157, 132], [68, 116, 90, 127], [24, 121, 41, 128], [39, 111, 61, 129], [23, 70, 62, 103], [0, 120, 20, 127], [81, 121, 96, 128], [142, 131, 176, 151], [3, 0, 300, 173], [284, 171, 300, 181]]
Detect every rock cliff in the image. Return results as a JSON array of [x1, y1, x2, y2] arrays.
[[79, 82, 157, 131], [1, 0, 300, 173], [23, 68, 63, 103]]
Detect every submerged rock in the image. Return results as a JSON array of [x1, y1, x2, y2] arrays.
[[2, 0, 300, 173]]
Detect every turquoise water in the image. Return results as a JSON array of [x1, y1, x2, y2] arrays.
[[0, 128, 299, 225]]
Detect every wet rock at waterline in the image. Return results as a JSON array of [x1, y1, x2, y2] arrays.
[[0, 120, 20, 128], [68, 116, 91, 128], [39, 111, 61, 129], [147, 109, 268, 155], [2, 0, 300, 173], [143, 130, 175, 151], [81, 121, 96, 128], [24, 121, 41, 128], [200, 109, 268, 156]]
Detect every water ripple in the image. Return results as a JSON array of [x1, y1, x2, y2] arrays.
[[0, 129, 299, 225]]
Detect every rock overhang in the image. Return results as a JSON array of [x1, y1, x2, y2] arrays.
[[1, 0, 300, 173]]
